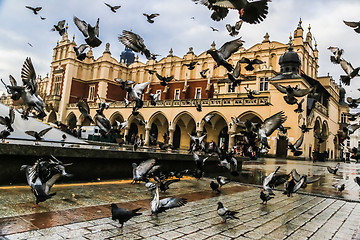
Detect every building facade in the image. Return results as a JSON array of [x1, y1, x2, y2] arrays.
[[15, 20, 349, 160]]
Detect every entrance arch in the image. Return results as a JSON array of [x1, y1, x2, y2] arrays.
[[109, 111, 124, 127], [47, 111, 57, 123], [148, 112, 169, 143], [66, 112, 77, 129], [172, 111, 196, 150]]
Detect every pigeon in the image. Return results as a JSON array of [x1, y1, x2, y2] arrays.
[[299, 123, 312, 133], [94, 111, 112, 137], [347, 112, 359, 121], [263, 166, 289, 195], [104, 3, 121, 13], [207, 38, 244, 72], [150, 186, 187, 214], [347, 97, 360, 108], [203, 114, 215, 125], [294, 98, 304, 113], [115, 120, 128, 131], [1, 76, 21, 101], [194, 101, 202, 112], [119, 30, 151, 60], [189, 134, 207, 153], [217, 202, 239, 223], [25, 127, 52, 142], [290, 169, 320, 189], [132, 159, 160, 183], [225, 60, 247, 90], [354, 177, 360, 186], [288, 133, 304, 156], [0, 108, 15, 132], [40, 16, 46, 20], [284, 177, 304, 197], [143, 13, 160, 23], [328, 46, 344, 64], [239, 57, 263, 71], [244, 86, 260, 99], [124, 98, 131, 108], [155, 73, 174, 86], [260, 189, 273, 204], [145, 69, 157, 75], [344, 20, 360, 33], [26, 6, 42, 15], [314, 131, 328, 144], [200, 68, 209, 78], [226, 20, 243, 36], [149, 93, 160, 106], [51, 20, 66, 36], [210, 181, 221, 193], [193, 0, 269, 24], [271, 82, 314, 105], [155, 178, 180, 192], [327, 163, 340, 175], [74, 44, 89, 61], [77, 99, 94, 125], [339, 58, 360, 86], [343, 124, 360, 139], [27, 43, 33, 47], [111, 204, 141, 228], [115, 78, 135, 90], [150, 54, 160, 60], [184, 61, 199, 70], [0, 129, 10, 141], [73, 16, 102, 48], [210, 26, 219, 32], [216, 176, 230, 188], [333, 183, 345, 192]]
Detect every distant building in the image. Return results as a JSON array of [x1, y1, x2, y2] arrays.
[[1, 20, 350, 160]]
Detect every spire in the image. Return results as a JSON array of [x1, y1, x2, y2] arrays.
[[294, 18, 304, 38], [288, 35, 293, 51], [87, 47, 93, 58], [103, 43, 111, 54], [211, 41, 216, 50], [298, 18, 302, 28], [262, 32, 270, 43], [168, 48, 173, 57], [306, 24, 312, 44], [187, 47, 194, 54]]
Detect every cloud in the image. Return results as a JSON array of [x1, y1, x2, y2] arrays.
[[0, 0, 359, 99]]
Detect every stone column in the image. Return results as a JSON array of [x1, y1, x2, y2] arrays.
[[228, 130, 235, 152], [168, 128, 174, 145], [144, 127, 151, 146], [124, 127, 129, 143]]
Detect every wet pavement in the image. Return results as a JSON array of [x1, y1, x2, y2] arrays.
[[0, 158, 359, 239]]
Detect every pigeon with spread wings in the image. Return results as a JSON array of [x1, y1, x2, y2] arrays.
[[119, 30, 152, 60], [73, 16, 102, 48]]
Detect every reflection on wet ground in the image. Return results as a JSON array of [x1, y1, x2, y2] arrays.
[[238, 158, 360, 202]]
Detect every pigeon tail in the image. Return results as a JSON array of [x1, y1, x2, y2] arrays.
[[132, 208, 142, 216], [85, 37, 102, 48], [340, 75, 350, 86]]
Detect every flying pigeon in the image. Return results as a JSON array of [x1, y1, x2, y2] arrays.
[[294, 98, 304, 113], [155, 177, 180, 192], [210, 26, 219, 32], [271, 82, 314, 105], [124, 98, 131, 108], [200, 68, 209, 78], [94, 111, 112, 137], [40, 16, 46, 20], [288, 133, 304, 156], [339, 58, 360, 85], [203, 113, 215, 125], [346, 112, 359, 121], [150, 186, 187, 215], [25, 127, 52, 142], [328, 46, 344, 64], [145, 69, 157, 75], [149, 93, 160, 106], [26, 6, 42, 15], [115, 120, 128, 131], [216, 176, 230, 188], [104, 3, 121, 13], [74, 44, 89, 61], [51, 20, 66, 36], [299, 123, 312, 133], [244, 86, 260, 99], [347, 97, 360, 108], [77, 99, 94, 125], [194, 101, 202, 112], [239, 57, 263, 71], [0, 129, 10, 141], [119, 30, 151, 60], [217, 202, 239, 223], [283, 177, 304, 197], [226, 20, 243, 36], [155, 73, 174, 86], [132, 159, 160, 183], [263, 166, 289, 195], [344, 20, 360, 33], [327, 163, 340, 175], [0, 108, 15, 132], [290, 169, 320, 189], [210, 181, 221, 193], [143, 13, 160, 23], [73, 16, 102, 48], [184, 61, 199, 70], [343, 124, 360, 139], [260, 189, 273, 204], [111, 204, 141, 227], [193, 0, 270, 24], [207, 37, 244, 72]]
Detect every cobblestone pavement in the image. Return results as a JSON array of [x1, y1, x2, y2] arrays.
[[1, 178, 360, 240]]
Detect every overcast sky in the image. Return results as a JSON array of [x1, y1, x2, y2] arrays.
[[0, 0, 359, 100]]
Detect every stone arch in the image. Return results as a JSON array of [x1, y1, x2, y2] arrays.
[[109, 111, 124, 126], [201, 111, 229, 149], [237, 111, 264, 123], [128, 113, 146, 142], [313, 117, 322, 150], [148, 111, 169, 142], [320, 120, 329, 152], [47, 110, 57, 123], [172, 111, 196, 149], [66, 112, 77, 129]]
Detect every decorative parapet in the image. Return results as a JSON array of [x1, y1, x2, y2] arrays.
[[315, 101, 329, 117], [67, 97, 270, 109]]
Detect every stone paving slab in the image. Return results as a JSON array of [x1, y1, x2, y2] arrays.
[[1, 178, 360, 240]]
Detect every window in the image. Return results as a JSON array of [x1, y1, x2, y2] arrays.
[[340, 113, 347, 124], [227, 83, 235, 93], [347, 140, 350, 147], [174, 89, 180, 100], [259, 77, 269, 91], [195, 88, 201, 99], [52, 75, 62, 95], [88, 85, 95, 101], [156, 90, 161, 100]]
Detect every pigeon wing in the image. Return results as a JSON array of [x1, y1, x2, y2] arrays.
[[73, 16, 89, 38], [9, 75, 18, 86], [25, 131, 37, 138], [225, 24, 232, 33], [136, 159, 156, 177], [9, 108, 15, 124], [233, 60, 242, 78], [218, 38, 244, 59], [21, 58, 37, 94], [133, 81, 150, 96], [38, 127, 52, 137], [343, 20, 360, 28], [271, 82, 288, 94], [261, 111, 287, 136], [293, 133, 304, 149], [240, 0, 269, 24], [235, 20, 243, 30], [77, 99, 90, 115], [293, 87, 313, 97], [159, 197, 187, 210], [340, 58, 354, 75]]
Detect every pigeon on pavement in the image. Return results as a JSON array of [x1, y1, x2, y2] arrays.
[[111, 203, 141, 227], [217, 201, 239, 223]]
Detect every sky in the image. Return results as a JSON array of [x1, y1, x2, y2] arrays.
[[0, 0, 359, 100]]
